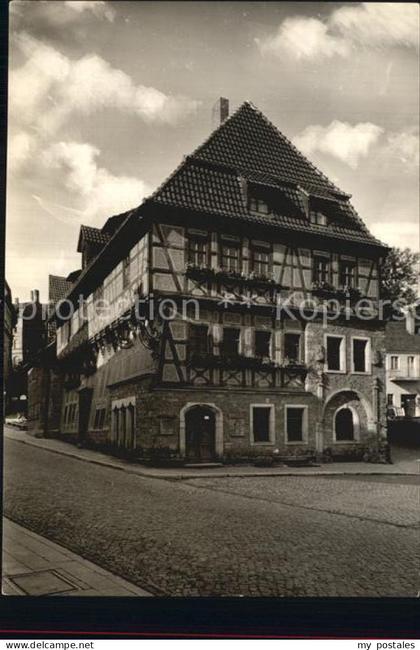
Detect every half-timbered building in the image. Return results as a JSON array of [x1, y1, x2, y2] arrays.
[[33, 100, 389, 462]]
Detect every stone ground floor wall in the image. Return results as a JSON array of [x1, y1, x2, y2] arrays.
[[80, 381, 382, 461]]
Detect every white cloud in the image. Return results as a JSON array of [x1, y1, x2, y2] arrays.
[[41, 141, 150, 222], [10, 33, 200, 136], [331, 3, 419, 50], [385, 131, 419, 166], [371, 221, 420, 251], [293, 120, 384, 169], [63, 1, 115, 22], [257, 3, 419, 61], [257, 17, 350, 60], [8, 131, 35, 172]]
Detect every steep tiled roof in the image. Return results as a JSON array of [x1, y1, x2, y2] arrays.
[[385, 321, 420, 353], [48, 275, 72, 305], [66, 269, 82, 283], [193, 102, 343, 198], [102, 212, 130, 236], [151, 102, 385, 248], [77, 225, 110, 252]]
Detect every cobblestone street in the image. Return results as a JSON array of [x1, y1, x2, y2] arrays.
[[4, 437, 420, 597]]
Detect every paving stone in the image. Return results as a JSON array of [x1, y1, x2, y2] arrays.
[[4, 437, 419, 597]]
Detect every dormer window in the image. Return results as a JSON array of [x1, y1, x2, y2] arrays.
[[310, 211, 328, 226], [249, 197, 270, 215]]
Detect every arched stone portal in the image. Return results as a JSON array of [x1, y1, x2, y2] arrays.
[[334, 406, 359, 441], [322, 389, 375, 448], [179, 403, 223, 461]]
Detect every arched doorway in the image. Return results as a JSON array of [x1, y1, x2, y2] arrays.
[[185, 406, 216, 462], [335, 407, 355, 441]]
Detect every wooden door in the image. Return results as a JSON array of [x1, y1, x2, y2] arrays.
[[185, 407, 215, 462]]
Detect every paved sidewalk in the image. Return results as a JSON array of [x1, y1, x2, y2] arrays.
[[4, 425, 420, 478], [2, 518, 151, 596]]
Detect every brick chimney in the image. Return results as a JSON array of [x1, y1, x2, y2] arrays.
[[212, 97, 229, 128]]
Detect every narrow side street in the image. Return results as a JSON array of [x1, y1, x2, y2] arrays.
[[4, 435, 420, 597]]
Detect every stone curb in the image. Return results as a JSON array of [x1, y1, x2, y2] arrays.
[[6, 431, 419, 480]]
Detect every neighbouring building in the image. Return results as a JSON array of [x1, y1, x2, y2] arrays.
[[30, 100, 389, 461], [12, 290, 47, 368], [3, 280, 17, 415], [385, 305, 420, 418], [10, 289, 48, 415]]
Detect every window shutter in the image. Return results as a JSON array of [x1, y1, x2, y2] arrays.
[[212, 324, 222, 355], [243, 327, 253, 357]]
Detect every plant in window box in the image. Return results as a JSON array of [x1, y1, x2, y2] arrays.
[[311, 281, 335, 296], [337, 285, 362, 300], [216, 268, 244, 282], [186, 263, 214, 280]]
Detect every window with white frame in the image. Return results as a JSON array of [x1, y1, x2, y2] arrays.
[[407, 356, 415, 376], [390, 355, 399, 370], [251, 405, 274, 444], [285, 406, 307, 443], [313, 255, 330, 283], [220, 242, 240, 272], [251, 245, 270, 276], [326, 335, 345, 372], [188, 236, 208, 267], [310, 212, 327, 226], [352, 337, 370, 373], [339, 261, 356, 288]]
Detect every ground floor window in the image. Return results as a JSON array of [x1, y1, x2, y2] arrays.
[[93, 408, 106, 430], [285, 406, 307, 443], [62, 392, 78, 431], [111, 397, 136, 449], [387, 394, 394, 406], [251, 405, 273, 443]]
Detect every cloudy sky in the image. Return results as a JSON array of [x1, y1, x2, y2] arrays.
[[6, 1, 419, 302]]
